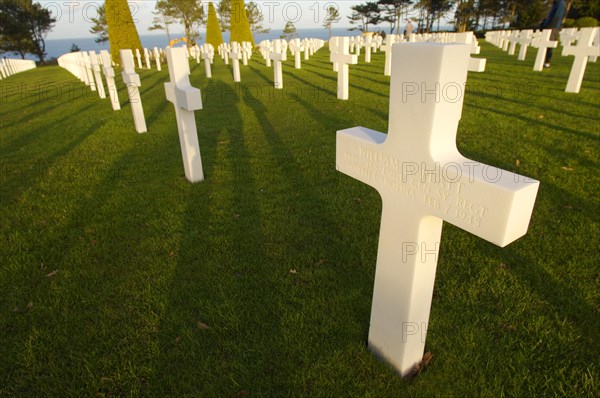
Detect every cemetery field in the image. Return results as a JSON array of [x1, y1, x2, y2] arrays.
[[1, 42, 599, 396]]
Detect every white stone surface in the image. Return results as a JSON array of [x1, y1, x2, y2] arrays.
[[269, 39, 287, 89], [531, 29, 558, 71], [164, 47, 204, 183], [88, 51, 106, 99], [230, 41, 242, 82], [517, 29, 533, 61], [154, 47, 162, 71], [330, 36, 358, 100], [144, 48, 151, 69], [336, 43, 539, 377], [100, 50, 121, 111], [562, 27, 600, 93], [120, 49, 147, 133], [201, 43, 214, 78], [81, 52, 97, 91], [135, 49, 143, 69], [382, 35, 398, 76]]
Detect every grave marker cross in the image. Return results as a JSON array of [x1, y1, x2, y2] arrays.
[[330, 36, 358, 100], [120, 49, 147, 133], [230, 42, 243, 83], [336, 43, 539, 376], [562, 27, 600, 93], [164, 47, 204, 183], [100, 50, 121, 111], [269, 39, 287, 89], [88, 51, 106, 99], [532, 29, 558, 71]]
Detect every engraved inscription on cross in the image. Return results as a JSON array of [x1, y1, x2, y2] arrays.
[[164, 47, 204, 183], [336, 43, 540, 377]]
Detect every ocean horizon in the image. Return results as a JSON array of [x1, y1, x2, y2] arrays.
[[8, 27, 373, 61]]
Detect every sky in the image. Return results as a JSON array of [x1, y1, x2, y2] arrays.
[[40, 0, 365, 40]]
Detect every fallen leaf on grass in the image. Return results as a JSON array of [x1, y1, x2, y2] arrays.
[[197, 321, 209, 330], [175, 336, 181, 344], [289, 269, 298, 274], [45, 270, 59, 278], [404, 352, 433, 379], [500, 262, 509, 269], [561, 166, 574, 171], [515, 159, 520, 167], [314, 259, 327, 266], [236, 390, 250, 397], [100, 377, 113, 383], [26, 302, 33, 310]]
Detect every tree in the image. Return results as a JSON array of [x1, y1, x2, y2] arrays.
[[70, 43, 81, 52], [148, 4, 175, 45], [89, 3, 108, 44], [378, 0, 412, 34], [155, 0, 205, 46], [281, 21, 298, 40], [348, 2, 381, 32], [0, 0, 55, 63], [230, 0, 254, 45], [246, 1, 269, 34], [206, 2, 224, 48], [105, 0, 143, 62], [323, 5, 341, 38], [217, 0, 231, 31]]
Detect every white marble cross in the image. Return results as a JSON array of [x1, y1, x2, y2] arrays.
[[516, 29, 533, 61], [259, 40, 272, 67], [100, 50, 121, 111], [81, 52, 96, 91], [201, 43, 214, 78], [120, 49, 147, 133], [289, 38, 304, 69], [330, 36, 340, 72], [144, 48, 151, 69], [164, 47, 204, 183], [88, 51, 106, 99], [454, 32, 486, 72], [364, 34, 373, 63], [269, 39, 287, 89], [508, 30, 520, 55], [153, 47, 162, 71], [135, 49, 143, 69], [230, 41, 243, 82], [330, 36, 358, 100], [302, 38, 311, 60], [562, 27, 600, 93], [531, 29, 558, 71], [382, 35, 398, 76], [336, 43, 539, 377], [559, 27, 579, 47]]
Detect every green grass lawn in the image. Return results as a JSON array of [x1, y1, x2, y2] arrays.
[[0, 42, 598, 397]]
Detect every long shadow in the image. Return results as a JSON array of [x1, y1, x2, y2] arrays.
[[0, 119, 105, 205], [304, 68, 388, 100], [148, 81, 284, 395]]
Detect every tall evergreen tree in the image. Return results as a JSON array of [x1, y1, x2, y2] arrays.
[[105, 0, 142, 62], [206, 2, 224, 48], [230, 0, 254, 45]]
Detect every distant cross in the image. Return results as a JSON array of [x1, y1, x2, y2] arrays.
[[201, 44, 214, 78], [144, 48, 151, 69], [336, 43, 539, 377], [120, 49, 147, 133], [382, 35, 398, 76], [302, 38, 311, 60], [269, 39, 287, 89], [330, 36, 358, 100], [88, 51, 106, 99], [81, 52, 96, 91], [289, 38, 304, 69], [531, 29, 558, 71], [508, 30, 520, 55], [241, 42, 249, 66], [100, 50, 121, 111], [164, 47, 205, 183], [562, 27, 600, 93], [516, 29, 533, 61], [230, 42, 243, 83], [135, 49, 143, 69], [222, 43, 230, 65], [559, 27, 579, 47], [364, 34, 373, 63], [260, 40, 272, 67], [154, 47, 162, 71]]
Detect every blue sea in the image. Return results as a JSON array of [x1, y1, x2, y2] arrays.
[[24, 27, 359, 61]]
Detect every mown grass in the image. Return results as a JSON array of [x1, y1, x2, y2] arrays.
[[0, 42, 598, 397]]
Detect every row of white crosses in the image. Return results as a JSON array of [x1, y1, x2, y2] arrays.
[[486, 27, 600, 93], [0, 58, 36, 79], [133, 47, 165, 71], [336, 42, 539, 377]]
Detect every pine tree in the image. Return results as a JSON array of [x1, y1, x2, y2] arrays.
[[230, 0, 254, 46], [105, 0, 142, 62], [206, 2, 224, 48]]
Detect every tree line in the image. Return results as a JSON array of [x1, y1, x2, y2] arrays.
[[348, 0, 599, 34]]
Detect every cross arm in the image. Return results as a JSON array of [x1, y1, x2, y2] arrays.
[[164, 83, 203, 111]]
